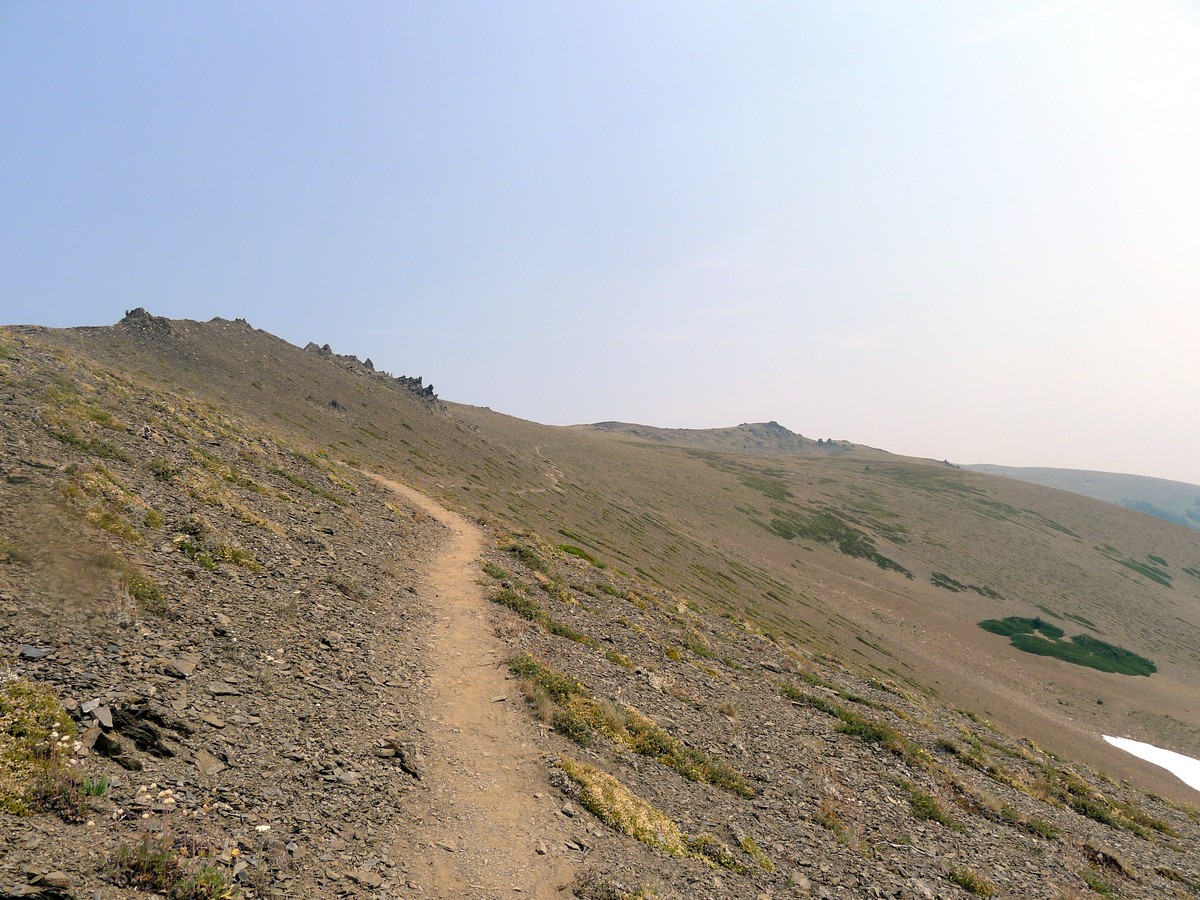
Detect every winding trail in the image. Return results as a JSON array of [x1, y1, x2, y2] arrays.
[[366, 474, 577, 898]]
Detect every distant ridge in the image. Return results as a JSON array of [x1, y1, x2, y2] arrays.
[[578, 419, 876, 457], [966, 464, 1200, 531]]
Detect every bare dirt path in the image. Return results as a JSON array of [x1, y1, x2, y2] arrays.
[[366, 474, 578, 898]]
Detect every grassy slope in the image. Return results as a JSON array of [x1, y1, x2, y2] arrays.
[[29, 315, 1200, 798]]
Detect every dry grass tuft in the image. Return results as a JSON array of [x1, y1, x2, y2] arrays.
[[558, 756, 686, 855]]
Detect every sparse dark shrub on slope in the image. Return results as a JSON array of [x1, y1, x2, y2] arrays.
[[764, 507, 912, 577], [559, 544, 605, 567], [505, 541, 547, 571]]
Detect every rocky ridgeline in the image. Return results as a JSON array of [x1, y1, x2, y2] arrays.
[[303, 342, 437, 404], [0, 327, 445, 897], [115, 307, 440, 405]]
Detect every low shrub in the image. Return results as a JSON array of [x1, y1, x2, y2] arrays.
[[947, 866, 996, 896], [0, 681, 86, 821], [559, 544, 605, 568], [110, 836, 239, 899]]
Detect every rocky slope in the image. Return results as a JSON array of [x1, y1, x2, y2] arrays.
[[0, 325, 448, 896], [480, 531, 1200, 898], [2, 315, 1199, 899]]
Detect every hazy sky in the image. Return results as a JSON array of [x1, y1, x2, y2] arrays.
[[4, 2, 1199, 484]]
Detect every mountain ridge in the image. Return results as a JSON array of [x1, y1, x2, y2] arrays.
[[967, 464, 1200, 532], [576, 419, 877, 458], [2, 312, 1199, 898]]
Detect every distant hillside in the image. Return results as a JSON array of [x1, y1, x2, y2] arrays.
[[578, 419, 885, 458], [967, 465, 1200, 531]]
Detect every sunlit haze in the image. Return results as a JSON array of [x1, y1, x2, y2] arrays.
[[3, 2, 1198, 483]]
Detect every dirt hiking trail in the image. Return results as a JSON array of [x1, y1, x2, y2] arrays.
[[367, 474, 578, 898]]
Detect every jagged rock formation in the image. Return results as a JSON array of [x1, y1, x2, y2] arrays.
[[118, 307, 173, 335], [303, 341, 437, 402]]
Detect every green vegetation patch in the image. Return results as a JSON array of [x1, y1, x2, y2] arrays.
[[50, 428, 132, 463], [1097, 547, 1173, 587], [763, 507, 912, 578], [604, 649, 634, 670], [686, 833, 744, 873], [931, 573, 1003, 599], [481, 560, 508, 580], [509, 654, 750, 796], [491, 588, 596, 647], [585, 705, 753, 797], [62, 466, 152, 545], [557, 758, 746, 871], [559, 544, 605, 568], [946, 866, 996, 897], [979, 618, 1156, 676], [787, 690, 926, 766], [0, 680, 85, 821], [508, 653, 586, 702], [492, 588, 542, 620], [978, 616, 1064, 639], [1037, 766, 1173, 837], [738, 473, 791, 501], [738, 835, 775, 872], [110, 836, 240, 899], [505, 541, 547, 572], [123, 569, 168, 616], [1117, 558, 1172, 587], [899, 782, 962, 830]]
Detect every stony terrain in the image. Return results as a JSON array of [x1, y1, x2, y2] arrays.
[[0, 327, 591, 897], [480, 531, 1200, 898], [1, 313, 1199, 899]]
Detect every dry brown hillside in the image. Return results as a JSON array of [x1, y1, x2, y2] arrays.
[[2, 312, 1199, 898]]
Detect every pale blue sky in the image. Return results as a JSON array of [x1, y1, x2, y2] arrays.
[[4, 2, 1199, 483]]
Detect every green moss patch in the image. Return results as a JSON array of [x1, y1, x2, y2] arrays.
[[978, 616, 1064, 639], [762, 507, 912, 578], [979, 619, 1156, 676]]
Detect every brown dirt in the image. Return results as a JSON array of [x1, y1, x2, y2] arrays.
[[367, 474, 577, 898]]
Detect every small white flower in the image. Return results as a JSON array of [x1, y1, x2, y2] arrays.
[[255, 824, 271, 833]]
